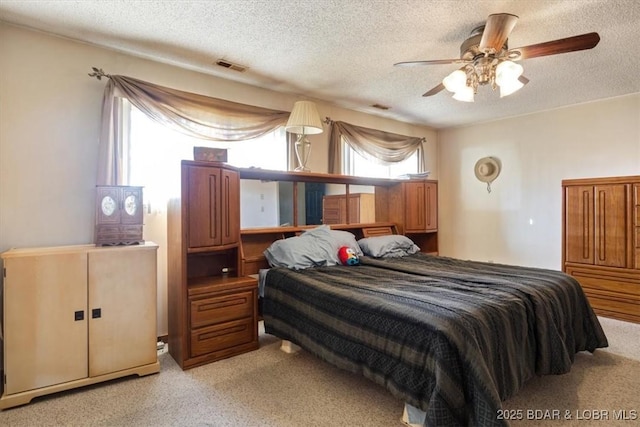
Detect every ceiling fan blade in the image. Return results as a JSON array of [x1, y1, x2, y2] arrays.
[[511, 32, 600, 60], [479, 13, 519, 53], [394, 59, 468, 67], [422, 83, 445, 97]]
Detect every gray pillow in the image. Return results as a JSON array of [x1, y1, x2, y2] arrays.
[[264, 225, 338, 269], [357, 235, 420, 258], [327, 229, 363, 256]]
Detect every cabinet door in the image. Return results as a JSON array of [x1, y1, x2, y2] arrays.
[[634, 184, 640, 269], [405, 182, 437, 232], [348, 195, 360, 223], [120, 186, 144, 225], [565, 186, 595, 264], [220, 168, 240, 245], [96, 186, 121, 225], [424, 182, 438, 230], [322, 196, 344, 224], [594, 184, 628, 267], [4, 253, 88, 394], [88, 247, 157, 377], [187, 166, 222, 247]]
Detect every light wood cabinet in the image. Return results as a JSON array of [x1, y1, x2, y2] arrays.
[[563, 176, 640, 323], [0, 243, 159, 409], [322, 193, 375, 224], [168, 161, 258, 370]]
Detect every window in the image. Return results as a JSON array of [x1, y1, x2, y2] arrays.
[[342, 139, 420, 178], [126, 102, 287, 203]]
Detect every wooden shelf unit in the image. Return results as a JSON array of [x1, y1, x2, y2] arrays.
[[167, 161, 258, 370]]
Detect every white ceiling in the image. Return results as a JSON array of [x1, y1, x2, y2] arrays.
[[1, 0, 639, 129]]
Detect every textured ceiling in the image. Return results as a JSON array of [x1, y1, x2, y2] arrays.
[[1, 0, 639, 129]]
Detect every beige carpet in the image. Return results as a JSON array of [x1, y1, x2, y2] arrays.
[[1, 317, 638, 427]]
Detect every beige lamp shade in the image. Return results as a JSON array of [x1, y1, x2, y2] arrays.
[[285, 101, 323, 135]]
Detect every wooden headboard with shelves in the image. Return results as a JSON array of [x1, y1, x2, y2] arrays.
[[237, 167, 438, 275], [239, 222, 398, 276]]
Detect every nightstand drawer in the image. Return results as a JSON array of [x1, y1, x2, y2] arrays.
[[190, 317, 254, 357], [190, 291, 253, 329]]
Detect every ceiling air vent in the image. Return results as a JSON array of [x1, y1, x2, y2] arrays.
[[371, 103, 390, 110], [215, 59, 247, 72]]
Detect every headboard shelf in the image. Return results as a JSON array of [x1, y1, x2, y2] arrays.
[[238, 168, 407, 187], [240, 222, 397, 236]]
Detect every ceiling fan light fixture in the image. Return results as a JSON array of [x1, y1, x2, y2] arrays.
[[398, 13, 601, 103], [495, 60, 524, 97], [443, 69, 467, 93], [452, 85, 475, 102], [499, 79, 525, 98]]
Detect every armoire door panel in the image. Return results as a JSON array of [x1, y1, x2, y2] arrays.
[[594, 184, 627, 267], [565, 186, 595, 264], [634, 184, 640, 269], [4, 253, 88, 394]]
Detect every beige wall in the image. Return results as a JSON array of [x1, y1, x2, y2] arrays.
[[3, 22, 638, 336], [438, 93, 640, 269], [0, 23, 437, 336]]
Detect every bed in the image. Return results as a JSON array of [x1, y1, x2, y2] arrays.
[[260, 229, 608, 427]]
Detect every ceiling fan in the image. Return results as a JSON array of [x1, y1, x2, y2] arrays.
[[395, 13, 600, 101]]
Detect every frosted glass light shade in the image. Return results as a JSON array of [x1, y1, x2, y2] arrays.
[[499, 79, 525, 97], [443, 69, 467, 93], [495, 60, 524, 97], [285, 101, 323, 135], [452, 85, 475, 102]]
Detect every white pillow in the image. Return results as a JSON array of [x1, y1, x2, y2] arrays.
[[358, 235, 420, 258]]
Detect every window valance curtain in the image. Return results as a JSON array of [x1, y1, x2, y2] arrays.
[[327, 120, 426, 174], [97, 74, 290, 185]]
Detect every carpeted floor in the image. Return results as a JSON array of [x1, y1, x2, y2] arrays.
[[0, 317, 638, 426]]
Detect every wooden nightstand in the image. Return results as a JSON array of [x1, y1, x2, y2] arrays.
[[187, 276, 259, 361]]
